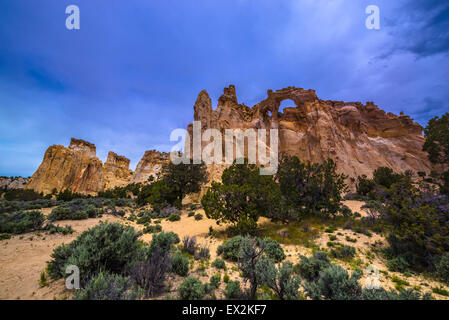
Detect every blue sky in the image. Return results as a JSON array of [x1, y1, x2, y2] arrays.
[[1, 0, 448, 177]]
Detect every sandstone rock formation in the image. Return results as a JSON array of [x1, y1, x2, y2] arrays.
[[103, 152, 133, 189], [0, 177, 29, 190], [25, 138, 105, 195], [132, 150, 169, 183], [186, 85, 432, 182]]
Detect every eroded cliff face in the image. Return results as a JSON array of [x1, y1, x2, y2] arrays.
[[186, 85, 431, 180], [25, 138, 104, 195], [103, 152, 133, 189], [132, 150, 169, 183]]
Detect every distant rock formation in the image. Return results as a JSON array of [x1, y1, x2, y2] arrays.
[[0, 177, 29, 190], [132, 150, 169, 183], [25, 85, 432, 195], [103, 152, 133, 189], [25, 139, 169, 194], [186, 85, 431, 181], [25, 138, 104, 195]]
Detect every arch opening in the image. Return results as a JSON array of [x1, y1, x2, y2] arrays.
[[278, 99, 296, 115]]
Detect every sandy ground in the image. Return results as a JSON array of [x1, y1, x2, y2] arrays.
[[1, 200, 448, 300]]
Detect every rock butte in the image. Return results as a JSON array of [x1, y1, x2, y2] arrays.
[[25, 85, 431, 194]]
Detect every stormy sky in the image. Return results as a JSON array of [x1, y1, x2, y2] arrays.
[[0, 0, 448, 176]]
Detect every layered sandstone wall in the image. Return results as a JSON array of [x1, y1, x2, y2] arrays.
[[186, 85, 431, 180], [103, 152, 133, 189], [25, 138, 104, 195], [132, 150, 169, 183]]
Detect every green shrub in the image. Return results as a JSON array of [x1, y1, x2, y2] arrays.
[[386, 256, 410, 273], [188, 211, 195, 217], [0, 210, 44, 234], [172, 251, 189, 276], [212, 258, 227, 270], [217, 236, 244, 261], [304, 264, 363, 300], [168, 213, 181, 222], [294, 251, 331, 282], [217, 236, 285, 263], [209, 273, 221, 289], [263, 238, 286, 263], [148, 231, 180, 256], [47, 222, 142, 284], [195, 246, 210, 261], [330, 245, 356, 260], [436, 253, 449, 284], [143, 224, 162, 234], [73, 272, 142, 300], [224, 280, 242, 299], [194, 213, 203, 221], [0, 233, 12, 240], [178, 277, 205, 300]]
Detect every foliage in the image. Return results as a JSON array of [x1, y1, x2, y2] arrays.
[[330, 245, 356, 260], [202, 160, 280, 234], [262, 238, 286, 263], [73, 272, 142, 300], [48, 198, 105, 221], [56, 189, 85, 201], [256, 259, 301, 300], [136, 180, 179, 210], [168, 213, 181, 222], [182, 236, 197, 255], [128, 246, 173, 298], [178, 277, 205, 300], [356, 174, 375, 196], [0, 210, 44, 234], [4, 189, 46, 201], [172, 251, 189, 276], [294, 251, 331, 282], [212, 258, 227, 270], [47, 222, 142, 284], [217, 236, 285, 263], [147, 231, 180, 257], [223, 281, 242, 299], [276, 156, 347, 218], [303, 264, 363, 300], [436, 252, 449, 284], [194, 213, 203, 221], [423, 113, 449, 165]]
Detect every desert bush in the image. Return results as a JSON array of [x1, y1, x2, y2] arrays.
[[209, 273, 221, 289], [143, 224, 162, 234], [168, 213, 181, 222], [178, 277, 205, 300], [172, 251, 189, 276], [73, 272, 142, 300], [217, 236, 244, 261], [4, 189, 45, 201], [194, 213, 203, 221], [128, 246, 173, 297], [182, 236, 197, 255], [276, 156, 347, 218], [56, 189, 85, 201], [386, 256, 410, 273], [217, 236, 284, 263], [202, 160, 280, 234], [223, 280, 242, 300], [0, 210, 44, 234], [158, 206, 181, 219], [195, 246, 210, 261], [363, 287, 433, 300], [0, 233, 12, 240], [262, 238, 286, 263], [436, 253, 449, 284], [212, 258, 226, 270], [256, 258, 301, 300], [48, 199, 104, 221], [294, 251, 331, 282], [330, 245, 356, 260], [147, 231, 180, 256], [303, 264, 363, 300], [45, 224, 74, 235], [47, 222, 142, 284]]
